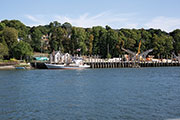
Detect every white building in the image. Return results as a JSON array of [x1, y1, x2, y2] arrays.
[[50, 51, 62, 63], [50, 51, 72, 64]]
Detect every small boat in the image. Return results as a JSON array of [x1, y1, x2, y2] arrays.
[[15, 67, 26, 70]]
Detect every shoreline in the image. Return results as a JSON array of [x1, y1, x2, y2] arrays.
[[0, 65, 32, 70], [0, 65, 15, 70]]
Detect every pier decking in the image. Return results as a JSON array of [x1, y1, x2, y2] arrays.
[[31, 59, 180, 69], [84, 56, 180, 68], [85, 61, 180, 68]]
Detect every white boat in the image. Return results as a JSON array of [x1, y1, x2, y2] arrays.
[[45, 57, 90, 69]]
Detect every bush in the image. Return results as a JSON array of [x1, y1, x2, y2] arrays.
[[106, 53, 111, 59]]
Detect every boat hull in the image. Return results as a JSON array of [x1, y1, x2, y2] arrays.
[[60, 65, 90, 69], [45, 63, 65, 69], [15, 67, 26, 70], [45, 63, 90, 69]]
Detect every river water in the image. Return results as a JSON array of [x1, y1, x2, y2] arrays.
[[0, 67, 180, 120]]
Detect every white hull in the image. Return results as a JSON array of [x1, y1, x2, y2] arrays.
[[61, 64, 90, 69], [45, 63, 90, 69]]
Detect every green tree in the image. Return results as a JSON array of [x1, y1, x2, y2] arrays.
[[92, 26, 105, 55], [12, 41, 33, 60], [49, 27, 67, 52], [120, 29, 136, 51], [106, 29, 119, 57], [170, 29, 180, 54], [89, 34, 94, 55], [61, 22, 72, 53], [99, 28, 107, 57], [30, 27, 43, 52], [152, 34, 173, 57], [2, 27, 18, 50], [70, 27, 87, 55], [0, 22, 6, 31], [0, 43, 9, 59], [140, 29, 153, 51], [1, 20, 29, 42], [62, 22, 72, 34]]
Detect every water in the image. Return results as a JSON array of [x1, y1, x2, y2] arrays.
[[0, 67, 180, 120]]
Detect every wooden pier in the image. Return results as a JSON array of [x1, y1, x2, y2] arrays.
[[84, 56, 180, 68], [85, 61, 180, 68], [30, 56, 180, 69]]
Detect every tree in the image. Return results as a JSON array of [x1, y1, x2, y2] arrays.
[[120, 29, 136, 51], [0, 43, 8, 59], [88, 34, 94, 55], [92, 26, 105, 55], [0, 22, 6, 31], [106, 29, 119, 57], [98, 28, 107, 57], [61, 22, 72, 53], [70, 27, 87, 55], [2, 27, 18, 50], [140, 29, 152, 51], [1, 20, 29, 41], [49, 27, 67, 52], [62, 22, 72, 34], [30, 27, 43, 52], [0, 19, 179, 58], [152, 34, 173, 57], [170, 29, 180, 54], [12, 41, 33, 60]]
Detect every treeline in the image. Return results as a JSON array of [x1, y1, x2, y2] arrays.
[[0, 20, 180, 60]]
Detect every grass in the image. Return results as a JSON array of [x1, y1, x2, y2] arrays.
[[15, 64, 30, 67]]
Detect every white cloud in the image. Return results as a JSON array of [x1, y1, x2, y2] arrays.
[[145, 16, 180, 32], [25, 11, 138, 28], [25, 15, 47, 26], [25, 15, 41, 23], [24, 13, 180, 32], [54, 12, 138, 28]]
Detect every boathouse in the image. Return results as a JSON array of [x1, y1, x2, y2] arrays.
[[50, 51, 63, 63]]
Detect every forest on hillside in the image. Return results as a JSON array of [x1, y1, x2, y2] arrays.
[[0, 20, 180, 60]]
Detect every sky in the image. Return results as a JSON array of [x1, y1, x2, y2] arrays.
[[0, 0, 180, 32]]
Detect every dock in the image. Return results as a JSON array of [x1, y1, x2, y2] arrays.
[[85, 61, 180, 68], [31, 58, 180, 69], [84, 56, 180, 68]]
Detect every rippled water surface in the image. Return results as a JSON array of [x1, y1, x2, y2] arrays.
[[0, 67, 180, 120]]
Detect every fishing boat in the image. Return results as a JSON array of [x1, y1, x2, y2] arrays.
[[45, 57, 90, 69]]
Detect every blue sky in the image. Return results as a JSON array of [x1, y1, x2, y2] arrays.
[[0, 0, 180, 32]]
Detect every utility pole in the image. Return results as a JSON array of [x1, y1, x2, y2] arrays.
[[107, 44, 109, 55]]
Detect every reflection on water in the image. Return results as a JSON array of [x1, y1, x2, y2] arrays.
[[0, 67, 180, 120]]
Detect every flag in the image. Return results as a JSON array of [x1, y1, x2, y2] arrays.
[[76, 48, 81, 51]]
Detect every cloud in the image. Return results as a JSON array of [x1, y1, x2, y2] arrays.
[[24, 13, 180, 32], [25, 11, 139, 28], [54, 12, 138, 29], [25, 15, 47, 26], [145, 16, 180, 32]]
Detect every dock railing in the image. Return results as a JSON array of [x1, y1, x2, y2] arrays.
[[83, 55, 180, 68]]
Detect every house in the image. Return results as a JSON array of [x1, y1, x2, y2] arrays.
[[50, 51, 72, 64], [50, 51, 63, 63], [62, 53, 72, 64]]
